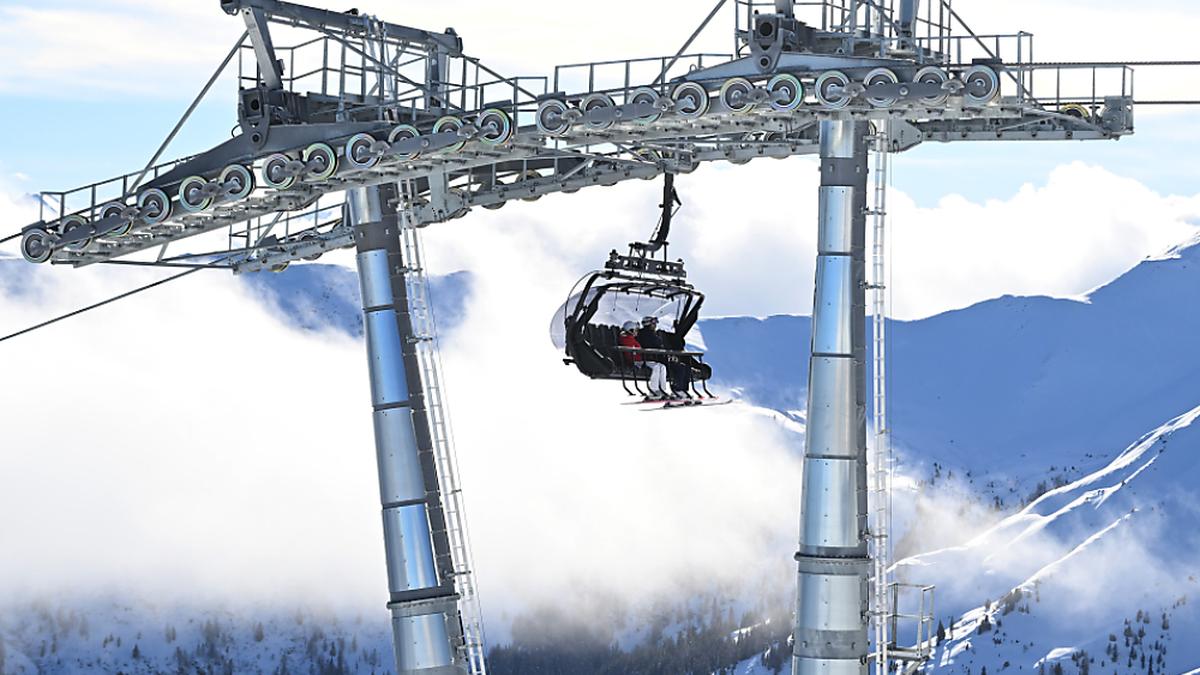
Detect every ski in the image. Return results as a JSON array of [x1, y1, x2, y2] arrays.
[[641, 399, 733, 411]]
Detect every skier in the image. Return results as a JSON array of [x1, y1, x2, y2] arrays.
[[638, 316, 688, 399], [619, 320, 671, 400]]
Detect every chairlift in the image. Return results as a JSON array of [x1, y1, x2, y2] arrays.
[[550, 174, 715, 400]]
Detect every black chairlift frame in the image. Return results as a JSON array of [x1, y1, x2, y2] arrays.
[[561, 175, 714, 398]]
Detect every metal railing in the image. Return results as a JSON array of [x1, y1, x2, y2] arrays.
[[36, 156, 197, 227], [1016, 63, 1134, 107], [238, 30, 549, 125], [886, 583, 937, 665], [553, 53, 732, 100], [225, 193, 345, 264]]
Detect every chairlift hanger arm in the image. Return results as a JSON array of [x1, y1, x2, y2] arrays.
[[652, 173, 681, 248], [220, 0, 463, 55]]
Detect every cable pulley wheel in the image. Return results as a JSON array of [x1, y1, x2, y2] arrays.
[[632, 147, 663, 175], [864, 68, 900, 108], [520, 170, 543, 202], [388, 125, 423, 160], [914, 66, 950, 106], [178, 176, 214, 213], [20, 228, 53, 264], [345, 133, 381, 170], [220, 164, 255, 201], [963, 65, 1000, 106], [59, 214, 92, 251], [767, 74, 805, 111], [535, 99, 571, 137], [137, 188, 172, 225], [477, 108, 514, 146], [300, 232, 323, 261], [581, 93, 617, 130], [100, 202, 134, 237], [432, 116, 467, 153], [720, 77, 757, 114], [815, 71, 852, 109], [1060, 103, 1091, 120], [302, 143, 338, 181], [672, 82, 710, 120], [262, 153, 297, 190], [628, 87, 663, 124]]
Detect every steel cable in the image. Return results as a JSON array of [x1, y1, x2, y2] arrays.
[[0, 267, 208, 345]]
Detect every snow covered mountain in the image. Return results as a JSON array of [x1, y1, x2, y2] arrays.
[[901, 402, 1200, 674], [703, 232, 1200, 482], [716, 237, 1200, 674], [239, 264, 472, 339], [4, 234, 1200, 674]]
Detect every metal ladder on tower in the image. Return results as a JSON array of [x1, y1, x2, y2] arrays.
[[397, 180, 489, 675], [868, 125, 894, 675], [868, 126, 937, 675]]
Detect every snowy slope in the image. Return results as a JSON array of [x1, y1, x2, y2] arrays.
[[729, 380, 1200, 675], [897, 402, 1200, 674]]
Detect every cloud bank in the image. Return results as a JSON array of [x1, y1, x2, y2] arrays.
[[1, 152, 1198, 644]]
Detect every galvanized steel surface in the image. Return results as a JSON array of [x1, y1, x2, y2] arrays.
[[793, 119, 871, 674]]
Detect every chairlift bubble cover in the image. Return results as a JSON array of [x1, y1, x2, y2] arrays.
[[550, 266, 712, 386]]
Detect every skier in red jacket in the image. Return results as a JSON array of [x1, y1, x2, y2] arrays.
[[619, 320, 670, 399]]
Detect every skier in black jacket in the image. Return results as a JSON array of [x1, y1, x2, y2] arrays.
[[638, 316, 690, 398]]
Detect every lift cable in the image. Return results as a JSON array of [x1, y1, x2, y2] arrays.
[[0, 265, 213, 345], [1025, 60, 1200, 67]]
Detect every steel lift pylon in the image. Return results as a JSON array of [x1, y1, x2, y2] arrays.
[[13, 0, 1180, 672]]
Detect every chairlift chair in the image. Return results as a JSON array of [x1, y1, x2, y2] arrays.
[[549, 174, 715, 399]]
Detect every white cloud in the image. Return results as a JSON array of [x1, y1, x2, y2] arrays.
[[887, 161, 1200, 319], [416, 157, 1200, 321], [0, 3, 236, 98], [0, 177, 807, 642]]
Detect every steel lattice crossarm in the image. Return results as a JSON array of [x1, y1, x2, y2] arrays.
[[16, 0, 1140, 273]]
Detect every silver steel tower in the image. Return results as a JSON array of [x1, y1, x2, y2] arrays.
[[351, 183, 468, 675], [793, 120, 872, 675]]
